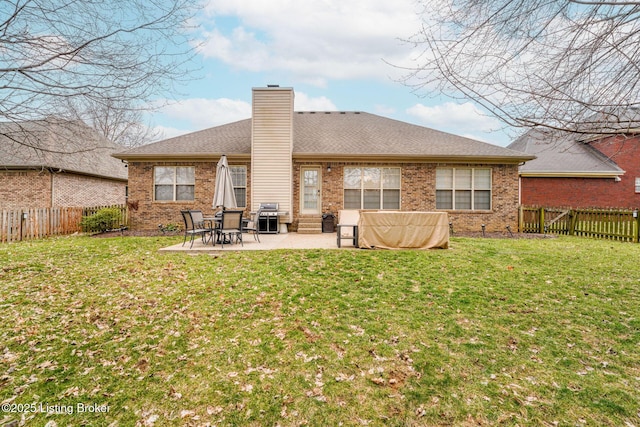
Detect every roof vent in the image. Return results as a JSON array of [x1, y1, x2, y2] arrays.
[[267, 84, 279, 88]]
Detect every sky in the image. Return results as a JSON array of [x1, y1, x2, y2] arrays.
[[149, 0, 515, 146]]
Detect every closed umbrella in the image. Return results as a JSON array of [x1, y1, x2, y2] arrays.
[[212, 155, 237, 210]]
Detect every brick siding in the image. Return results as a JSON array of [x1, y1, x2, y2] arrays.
[[520, 177, 629, 208], [520, 135, 640, 209], [127, 161, 251, 231], [52, 173, 126, 207], [127, 160, 521, 233], [0, 170, 52, 209], [292, 161, 520, 233], [0, 170, 125, 210]]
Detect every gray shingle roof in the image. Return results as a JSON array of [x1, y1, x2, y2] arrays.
[[114, 119, 252, 159], [508, 129, 624, 176], [114, 112, 534, 162], [0, 119, 128, 180]]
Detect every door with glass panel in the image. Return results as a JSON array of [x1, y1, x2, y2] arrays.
[[301, 167, 321, 214]]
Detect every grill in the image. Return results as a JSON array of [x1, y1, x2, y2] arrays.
[[258, 202, 280, 234]]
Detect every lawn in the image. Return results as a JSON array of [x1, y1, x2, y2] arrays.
[[1, 235, 639, 426]]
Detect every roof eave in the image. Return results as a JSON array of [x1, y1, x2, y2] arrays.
[[293, 153, 535, 164], [520, 171, 625, 178], [112, 153, 251, 161], [3, 165, 127, 181]]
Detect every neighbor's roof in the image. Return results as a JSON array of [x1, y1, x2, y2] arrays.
[[0, 119, 128, 180], [508, 128, 624, 177], [578, 107, 640, 141], [114, 112, 534, 163]]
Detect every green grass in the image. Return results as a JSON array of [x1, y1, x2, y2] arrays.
[[1, 235, 639, 426]]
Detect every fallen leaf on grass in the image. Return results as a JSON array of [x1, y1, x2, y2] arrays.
[[180, 409, 196, 418], [371, 377, 386, 386], [335, 373, 355, 382], [37, 360, 56, 370], [168, 386, 182, 400], [207, 406, 223, 415], [139, 412, 159, 426]]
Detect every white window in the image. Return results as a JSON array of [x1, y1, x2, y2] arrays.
[[635, 177, 640, 193], [344, 167, 400, 209], [436, 168, 491, 210], [154, 166, 195, 201], [230, 166, 247, 207]]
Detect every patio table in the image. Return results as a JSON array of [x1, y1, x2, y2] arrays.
[[357, 211, 449, 249], [203, 216, 224, 244], [203, 215, 250, 245]]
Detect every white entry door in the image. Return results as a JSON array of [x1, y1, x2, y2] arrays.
[[301, 167, 322, 214]]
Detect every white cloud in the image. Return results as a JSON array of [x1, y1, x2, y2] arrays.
[[198, 0, 421, 85], [158, 97, 252, 129], [373, 104, 396, 116], [151, 92, 337, 139], [406, 102, 503, 136], [151, 125, 190, 141], [294, 92, 337, 111]]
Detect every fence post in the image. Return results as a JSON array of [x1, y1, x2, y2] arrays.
[[519, 205, 523, 232], [539, 207, 545, 234], [635, 209, 639, 243], [569, 209, 576, 236], [19, 210, 23, 241]]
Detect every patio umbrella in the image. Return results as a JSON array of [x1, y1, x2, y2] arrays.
[[212, 155, 238, 210]]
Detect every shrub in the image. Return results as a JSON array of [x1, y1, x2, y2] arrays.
[[81, 207, 123, 233]]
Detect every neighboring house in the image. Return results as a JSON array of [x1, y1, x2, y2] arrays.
[[114, 86, 534, 233], [0, 119, 128, 210], [508, 127, 640, 208]]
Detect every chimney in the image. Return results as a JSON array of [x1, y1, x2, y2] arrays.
[[251, 86, 294, 223]]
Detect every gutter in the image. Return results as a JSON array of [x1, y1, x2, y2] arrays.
[[113, 152, 535, 164], [292, 153, 536, 164], [2, 165, 127, 182], [112, 153, 251, 162], [520, 170, 625, 178]]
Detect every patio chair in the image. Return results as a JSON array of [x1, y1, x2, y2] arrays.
[[216, 210, 244, 248], [191, 210, 214, 243], [243, 210, 261, 243], [337, 209, 360, 248], [181, 210, 212, 248]]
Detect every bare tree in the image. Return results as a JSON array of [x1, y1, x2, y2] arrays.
[[0, 0, 199, 151], [55, 98, 162, 148], [402, 0, 640, 137]]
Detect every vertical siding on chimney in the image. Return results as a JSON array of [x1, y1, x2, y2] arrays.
[[251, 87, 294, 222]]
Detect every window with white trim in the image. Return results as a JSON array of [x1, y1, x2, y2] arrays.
[[635, 177, 640, 193], [344, 167, 401, 209], [230, 166, 247, 208], [154, 166, 195, 201], [436, 168, 491, 210]]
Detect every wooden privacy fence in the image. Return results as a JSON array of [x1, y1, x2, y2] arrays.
[[0, 205, 128, 243], [520, 206, 640, 242]]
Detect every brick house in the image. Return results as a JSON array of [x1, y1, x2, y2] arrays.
[[508, 128, 640, 208], [0, 119, 128, 209], [114, 86, 534, 232]]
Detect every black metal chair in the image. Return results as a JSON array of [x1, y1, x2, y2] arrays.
[[181, 210, 212, 248], [243, 209, 261, 243], [216, 210, 244, 248]]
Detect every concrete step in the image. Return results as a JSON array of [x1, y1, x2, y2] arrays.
[[297, 228, 323, 234], [297, 220, 323, 234], [298, 216, 323, 223]]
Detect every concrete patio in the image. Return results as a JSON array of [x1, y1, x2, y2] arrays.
[[159, 231, 357, 252]]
